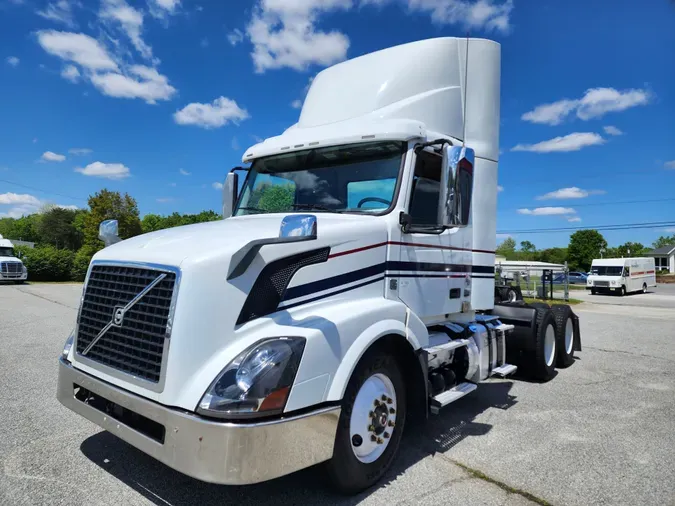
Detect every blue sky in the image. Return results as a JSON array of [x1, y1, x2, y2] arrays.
[[1, 0, 674, 249]]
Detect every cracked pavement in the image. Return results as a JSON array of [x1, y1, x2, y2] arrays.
[[1, 283, 674, 505]]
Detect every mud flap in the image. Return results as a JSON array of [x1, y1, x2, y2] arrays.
[[571, 311, 582, 352]]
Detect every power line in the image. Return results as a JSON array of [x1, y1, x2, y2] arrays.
[[0, 178, 87, 202], [498, 221, 675, 235], [502, 196, 675, 211]]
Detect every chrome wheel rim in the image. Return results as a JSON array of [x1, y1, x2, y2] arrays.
[[544, 324, 556, 367], [508, 290, 517, 302], [349, 373, 397, 464], [643, 284, 647, 293], [564, 318, 574, 355]]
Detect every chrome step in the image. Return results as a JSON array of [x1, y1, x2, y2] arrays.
[[430, 382, 477, 414], [491, 364, 517, 377], [494, 323, 515, 334], [424, 339, 468, 355]]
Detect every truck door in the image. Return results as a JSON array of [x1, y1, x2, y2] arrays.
[[392, 149, 469, 322]]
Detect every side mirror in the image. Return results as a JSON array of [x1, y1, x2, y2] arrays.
[[438, 145, 475, 228], [99, 220, 121, 247], [222, 172, 239, 219]]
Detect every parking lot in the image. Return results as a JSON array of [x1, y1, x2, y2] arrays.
[[1, 283, 674, 506]]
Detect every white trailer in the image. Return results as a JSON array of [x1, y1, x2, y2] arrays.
[[587, 257, 656, 295], [56, 37, 582, 494], [0, 234, 28, 283]]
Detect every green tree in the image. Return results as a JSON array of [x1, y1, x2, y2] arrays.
[[37, 206, 84, 250], [141, 213, 164, 233], [538, 247, 568, 265], [520, 240, 536, 253], [652, 235, 675, 249], [496, 237, 516, 258], [257, 185, 294, 213], [614, 242, 647, 257], [82, 189, 142, 250], [568, 230, 607, 271]]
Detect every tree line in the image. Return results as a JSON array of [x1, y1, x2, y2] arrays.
[[496, 229, 675, 272], [0, 189, 220, 281]]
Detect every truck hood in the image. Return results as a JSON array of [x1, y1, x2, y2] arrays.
[[94, 213, 377, 267], [0, 256, 22, 263]]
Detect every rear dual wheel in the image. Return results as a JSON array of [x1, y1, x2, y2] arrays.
[[527, 307, 557, 381]]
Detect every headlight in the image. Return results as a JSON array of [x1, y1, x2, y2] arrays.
[[611, 280, 616, 285], [62, 331, 75, 361], [197, 337, 305, 419], [22, 265, 27, 273]]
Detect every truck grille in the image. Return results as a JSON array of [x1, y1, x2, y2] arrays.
[[1, 261, 23, 278], [76, 264, 178, 384], [594, 281, 610, 287]]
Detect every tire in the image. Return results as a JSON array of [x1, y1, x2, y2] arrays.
[[620, 285, 626, 296], [550, 305, 575, 368], [326, 350, 406, 494], [642, 283, 647, 294], [506, 287, 518, 303], [525, 308, 557, 381]]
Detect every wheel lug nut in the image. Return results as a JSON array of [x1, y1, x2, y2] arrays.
[[376, 437, 384, 444], [389, 407, 396, 414], [381, 394, 388, 401], [384, 432, 390, 439], [387, 397, 393, 404], [368, 425, 375, 432], [371, 435, 377, 442], [374, 400, 380, 407], [368, 411, 374, 417], [388, 420, 395, 427]]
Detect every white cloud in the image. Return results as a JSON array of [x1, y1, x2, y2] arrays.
[[90, 65, 176, 103], [521, 99, 577, 126], [41, 151, 66, 162], [174, 96, 249, 128], [212, 181, 223, 190], [231, 137, 240, 150], [521, 87, 650, 125], [246, 0, 351, 73], [664, 160, 675, 169], [291, 99, 303, 109], [151, 0, 180, 12], [0, 193, 42, 206], [61, 64, 80, 82], [36, 1, 78, 28], [517, 207, 576, 216], [496, 233, 512, 240], [179, 168, 191, 175], [227, 28, 244, 46], [603, 125, 623, 136], [156, 197, 174, 203], [68, 147, 92, 155], [663, 227, 675, 233], [75, 161, 130, 179], [536, 187, 605, 200], [512, 132, 604, 153], [37, 30, 119, 71], [6, 56, 20, 67], [99, 0, 153, 61], [497, 185, 504, 192], [567, 217, 582, 222], [373, 0, 514, 32]]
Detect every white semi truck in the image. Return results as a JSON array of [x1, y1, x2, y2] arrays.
[[57, 37, 581, 494], [0, 234, 28, 283]]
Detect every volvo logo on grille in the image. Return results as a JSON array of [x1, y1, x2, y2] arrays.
[[81, 272, 167, 356], [112, 307, 125, 326]]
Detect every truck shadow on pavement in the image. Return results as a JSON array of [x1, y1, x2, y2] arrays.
[[79, 381, 517, 505]]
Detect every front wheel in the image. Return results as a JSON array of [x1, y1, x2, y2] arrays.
[[326, 351, 406, 494], [620, 285, 627, 296], [642, 283, 647, 294], [590, 288, 596, 295]]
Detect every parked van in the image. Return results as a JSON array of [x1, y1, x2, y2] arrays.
[[587, 257, 656, 295]]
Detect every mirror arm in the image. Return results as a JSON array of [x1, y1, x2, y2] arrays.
[[414, 138, 453, 155]]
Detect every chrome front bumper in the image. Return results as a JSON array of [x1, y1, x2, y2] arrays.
[[57, 358, 340, 485]]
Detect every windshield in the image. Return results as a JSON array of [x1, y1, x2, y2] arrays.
[[235, 141, 404, 216], [0, 247, 15, 257], [591, 265, 624, 276]]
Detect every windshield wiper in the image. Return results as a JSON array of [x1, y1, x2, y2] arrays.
[[291, 204, 342, 213], [237, 206, 267, 214]]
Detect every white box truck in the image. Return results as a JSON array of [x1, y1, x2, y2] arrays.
[[57, 37, 582, 494], [0, 234, 28, 283], [587, 257, 656, 295]]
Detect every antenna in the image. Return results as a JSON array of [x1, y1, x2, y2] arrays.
[[462, 33, 470, 148]]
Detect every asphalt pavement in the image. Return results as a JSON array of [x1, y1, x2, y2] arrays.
[[1, 283, 674, 506]]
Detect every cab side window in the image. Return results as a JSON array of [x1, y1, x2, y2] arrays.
[[408, 150, 442, 226]]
